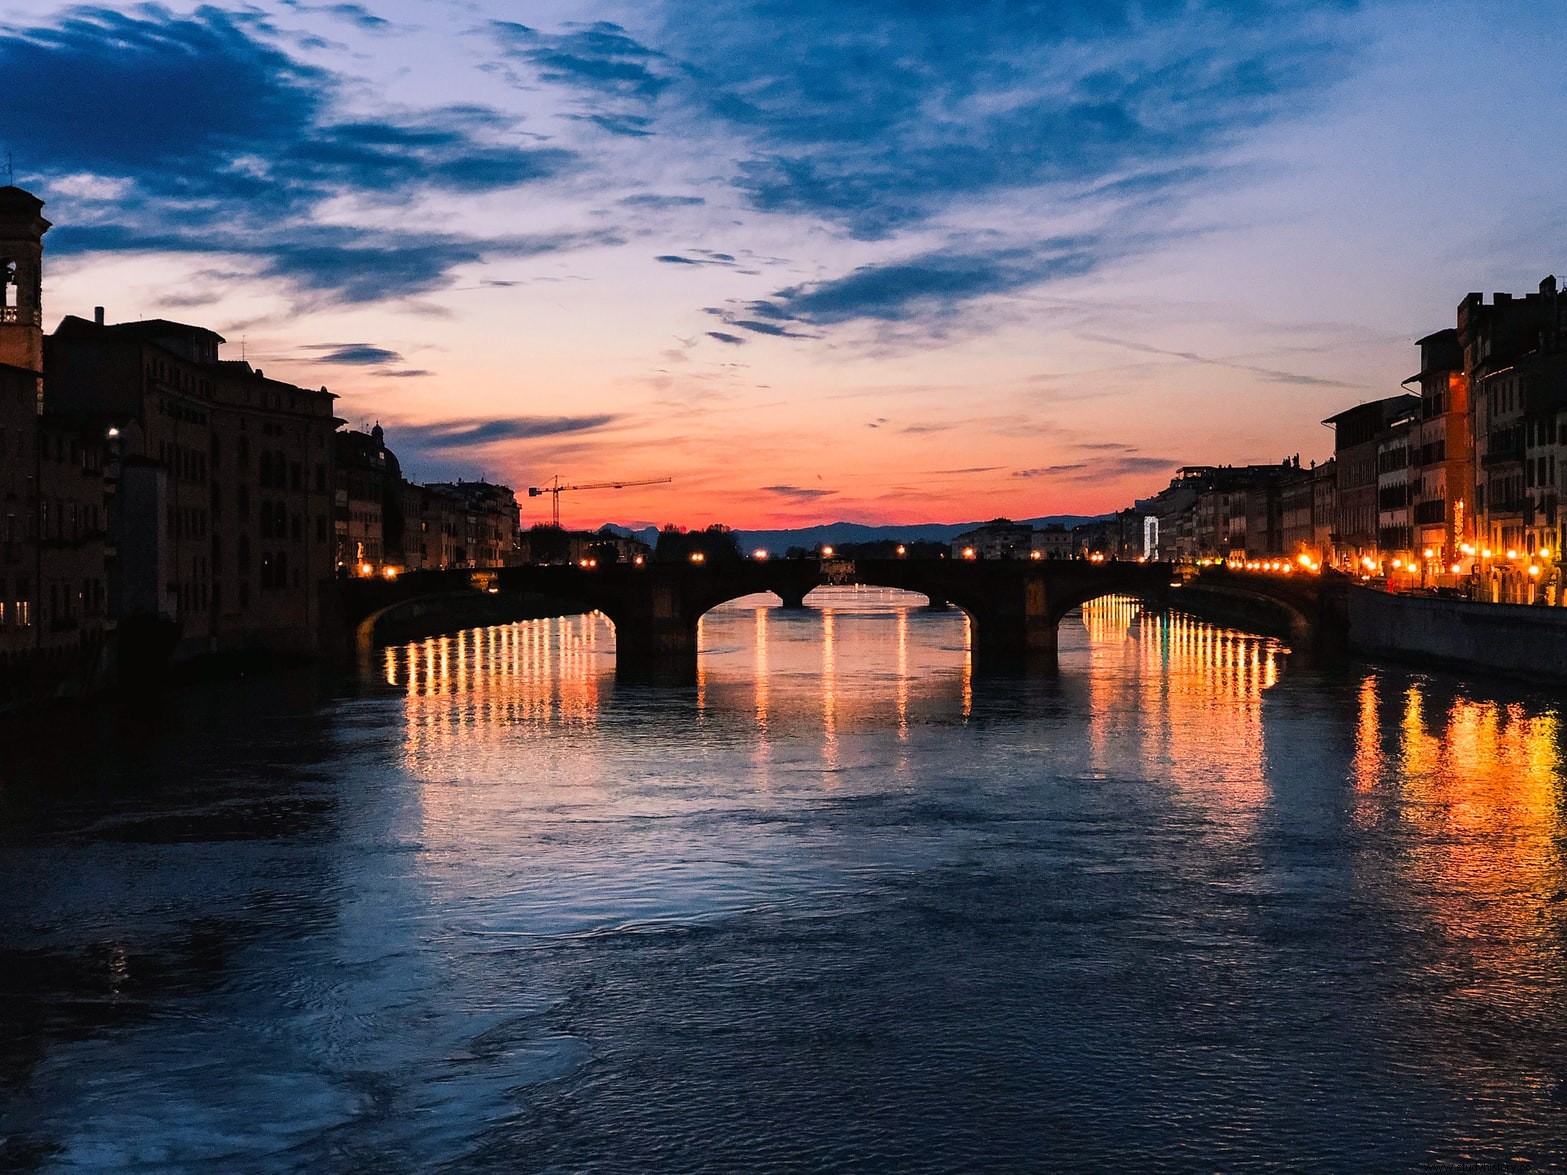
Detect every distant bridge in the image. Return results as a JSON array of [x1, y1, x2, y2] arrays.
[[339, 557, 1176, 678]]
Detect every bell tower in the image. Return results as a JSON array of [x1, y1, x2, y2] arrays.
[[0, 185, 50, 373]]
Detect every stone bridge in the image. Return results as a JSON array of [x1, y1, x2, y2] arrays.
[[337, 557, 1180, 677], [1177, 566, 1352, 655]]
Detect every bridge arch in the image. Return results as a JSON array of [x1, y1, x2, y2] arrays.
[[1173, 569, 1348, 653]]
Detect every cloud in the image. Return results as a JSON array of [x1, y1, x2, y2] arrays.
[[493, 20, 672, 100], [618, 193, 705, 208], [377, 368, 431, 378], [392, 415, 620, 451], [382, 419, 614, 473], [1080, 334, 1361, 389], [1015, 464, 1088, 478], [280, 1, 392, 32], [492, 20, 673, 138], [484, 2, 1357, 343], [321, 3, 390, 32], [647, 0, 1355, 239], [1015, 455, 1178, 481], [60, 221, 618, 304], [729, 239, 1108, 331], [656, 250, 738, 267], [706, 331, 745, 345], [303, 342, 402, 366], [762, 484, 837, 500], [7, 5, 579, 303]]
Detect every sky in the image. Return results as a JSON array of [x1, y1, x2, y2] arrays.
[[3, 0, 1565, 529]]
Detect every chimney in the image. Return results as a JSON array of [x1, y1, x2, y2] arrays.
[[94, 306, 104, 326]]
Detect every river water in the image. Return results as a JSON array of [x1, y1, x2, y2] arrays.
[[3, 589, 1567, 1172]]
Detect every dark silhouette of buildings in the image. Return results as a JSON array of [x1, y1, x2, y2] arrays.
[[0, 184, 526, 703]]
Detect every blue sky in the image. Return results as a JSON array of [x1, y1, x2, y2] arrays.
[[4, 0, 1564, 526]]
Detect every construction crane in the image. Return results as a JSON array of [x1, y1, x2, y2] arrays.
[[527, 475, 672, 528]]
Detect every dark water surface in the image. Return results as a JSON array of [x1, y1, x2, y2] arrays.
[[3, 590, 1567, 1172]]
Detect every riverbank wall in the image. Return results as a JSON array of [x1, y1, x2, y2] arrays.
[[1347, 586, 1567, 684]]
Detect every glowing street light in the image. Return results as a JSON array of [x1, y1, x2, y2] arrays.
[[895, 544, 907, 557], [821, 545, 834, 558], [753, 548, 769, 561], [690, 551, 706, 564], [962, 547, 976, 560]]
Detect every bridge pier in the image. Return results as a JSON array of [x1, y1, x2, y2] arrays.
[[774, 585, 811, 609]]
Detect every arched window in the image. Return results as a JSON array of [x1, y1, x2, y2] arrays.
[[1, 259, 15, 316]]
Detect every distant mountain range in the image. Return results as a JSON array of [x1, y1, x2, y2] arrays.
[[606, 516, 1106, 553]]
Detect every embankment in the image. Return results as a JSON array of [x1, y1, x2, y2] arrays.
[[1348, 586, 1567, 684]]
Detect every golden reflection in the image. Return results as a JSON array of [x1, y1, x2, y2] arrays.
[[1354, 675, 1566, 1067], [696, 613, 708, 715], [1352, 675, 1382, 794], [821, 605, 838, 771], [753, 605, 770, 758], [961, 612, 972, 721], [896, 605, 909, 740], [395, 615, 613, 775], [1081, 597, 1278, 809]]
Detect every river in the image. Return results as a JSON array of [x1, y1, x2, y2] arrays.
[[3, 588, 1566, 1172]]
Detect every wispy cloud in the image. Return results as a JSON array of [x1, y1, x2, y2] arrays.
[[657, 250, 738, 267], [1079, 334, 1362, 389], [650, 0, 1353, 239], [491, 20, 673, 138], [762, 484, 837, 500], [302, 342, 402, 366], [721, 238, 1108, 334], [394, 414, 620, 450], [9, 5, 582, 303], [1015, 455, 1178, 481]]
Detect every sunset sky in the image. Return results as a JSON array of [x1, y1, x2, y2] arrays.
[[4, 0, 1565, 528]]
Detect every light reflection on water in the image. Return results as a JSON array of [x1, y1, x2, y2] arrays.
[[3, 588, 1567, 1171]]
